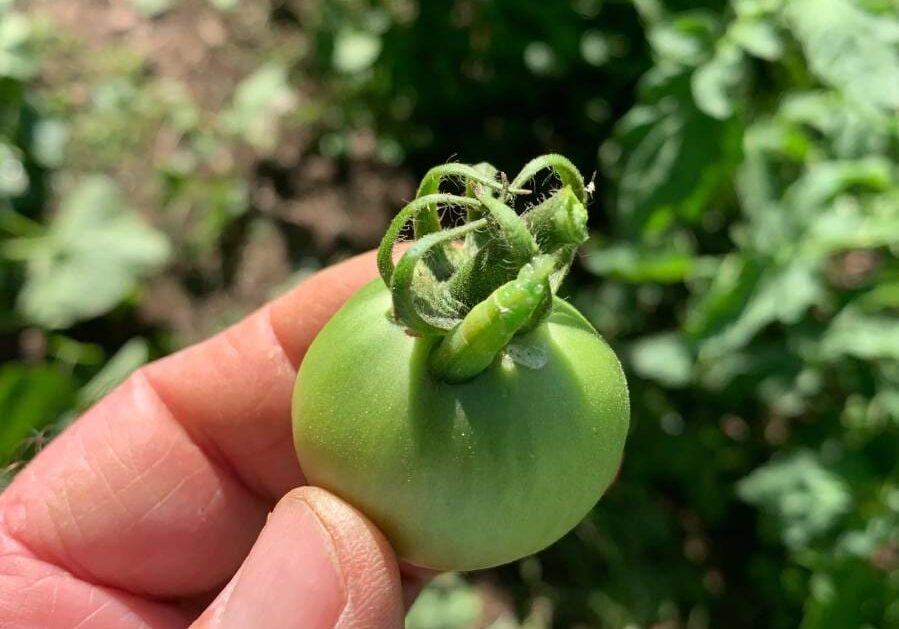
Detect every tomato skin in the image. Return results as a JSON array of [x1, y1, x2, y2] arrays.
[[292, 279, 629, 571]]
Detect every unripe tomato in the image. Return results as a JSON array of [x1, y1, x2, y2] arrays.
[[291, 279, 629, 571]]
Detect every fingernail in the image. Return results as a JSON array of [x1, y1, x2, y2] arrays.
[[219, 497, 346, 628]]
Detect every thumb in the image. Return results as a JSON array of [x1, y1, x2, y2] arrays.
[[192, 486, 405, 629]]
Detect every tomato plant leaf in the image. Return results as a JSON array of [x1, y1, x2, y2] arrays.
[[688, 257, 824, 358], [730, 16, 783, 61], [406, 574, 482, 629], [738, 450, 851, 550], [785, 0, 899, 111], [691, 43, 744, 119], [17, 176, 170, 329], [629, 332, 693, 387], [130, 0, 174, 18], [821, 306, 899, 362], [221, 63, 296, 152], [581, 241, 714, 284]]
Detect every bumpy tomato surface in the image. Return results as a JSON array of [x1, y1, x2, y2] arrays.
[[292, 279, 629, 571]]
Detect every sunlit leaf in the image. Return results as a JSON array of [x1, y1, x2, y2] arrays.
[[581, 30, 611, 67], [31, 119, 69, 169], [208, 0, 236, 11], [16, 176, 171, 329], [130, 0, 175, 18], [805, 191, 899, 254], [821, 306, 899, 362], [406, 574, 482, 629], [629, 332, 693, 387], [0, 141, 28, 196], [333, 27, 382, 74], [646, 12, 718, 67], [581, 242, 714, 283], [0, 10, 37, 80], [730, 17, 783, 60], [221, 63, 296, 152], [785, 0, 899, 111], [524, 42, 561, 76], [689, 257, 823, 357], [777, 91, 894, 158], [738, 450, 851, 549], [692, 44, 743, 119], [738, 157, 893, 254]]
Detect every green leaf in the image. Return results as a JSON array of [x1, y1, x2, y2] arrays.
[[221, 63, 296, 152], [406, 574, 482, 629], [580, 30, 611, 67], [0, 141, 28, 196], [730, 17, 783, 60], [646, 12, 718, 67], [130, 0, 175, 18], [737, 450, 851, 549], [782, 159, 892, 221], [78, 338, 150, 409], [689, 257, 824, 357], [785, 0, 899, 111], [629, 332, 693, 387], [581, 242, 714, 283], [0, 10, 37, 80], [615, 85, 734, 234], [691, 44, 744, 119], [32, 119, 69, 169], [0, 364, 77, 463], [821, 306, 899, 362], [333, 27, 382, 74], [805, 190, 899, 254], [801, 559, 892, 629], [524, 42, 561, 76], [16, 176, 171, 329], [837, 516, 899, 559], [208, 0, 236, 11], [738, 157, 893, 254], [777, 91, 894, 158]]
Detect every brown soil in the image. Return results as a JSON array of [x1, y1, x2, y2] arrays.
[[26, 0, 415, 344]]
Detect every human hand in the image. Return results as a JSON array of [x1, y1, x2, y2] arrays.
[[0, 250, 429, 628]]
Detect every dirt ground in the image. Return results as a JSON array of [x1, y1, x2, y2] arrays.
[[27, 0, 415, 344]]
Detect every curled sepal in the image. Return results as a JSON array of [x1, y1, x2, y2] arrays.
[[473, 190, 540, 262], [510, 154, 587, 205], [523, 185, 588, 252], [428, 255, 557, 383], [377, 193, 482, 287], [414, 164, 530, 238], [391, 218, 489, 336]]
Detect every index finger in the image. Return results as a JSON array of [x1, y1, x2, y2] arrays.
[[0, 250, 385, 600]]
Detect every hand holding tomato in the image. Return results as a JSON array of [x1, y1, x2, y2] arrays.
[[0, 154, 629, 627], [0, 251, 426, 629]]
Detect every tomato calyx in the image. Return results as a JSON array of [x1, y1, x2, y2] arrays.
[[377, 154, 591, 383]]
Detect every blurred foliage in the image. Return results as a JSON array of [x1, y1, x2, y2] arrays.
[[1, 0, 898, 627]]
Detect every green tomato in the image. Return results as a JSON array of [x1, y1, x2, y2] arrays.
[[292, 279, 629, 571]]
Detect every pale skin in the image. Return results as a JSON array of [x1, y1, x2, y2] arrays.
[[0, 249, 431, 628]]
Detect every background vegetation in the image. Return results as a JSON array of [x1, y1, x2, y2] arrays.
[[1, 0, 897, 627]]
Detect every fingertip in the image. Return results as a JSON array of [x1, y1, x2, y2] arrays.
[[296, 487, 405, 629], [198, 487, 404, 629]]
